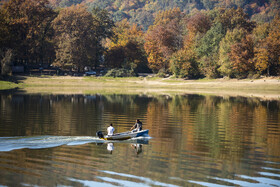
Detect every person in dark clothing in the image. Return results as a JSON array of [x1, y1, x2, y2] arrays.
[[130, 119, 142, 132]]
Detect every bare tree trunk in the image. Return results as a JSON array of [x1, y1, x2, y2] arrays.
[[1, 49, 13, 76], [267, 64, 270, 77]]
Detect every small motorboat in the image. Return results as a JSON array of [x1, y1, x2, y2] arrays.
[[96, 129, 149, 140]]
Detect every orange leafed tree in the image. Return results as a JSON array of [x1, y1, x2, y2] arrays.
[[1, 0, 56, 63], [144, 24, 180, 72], [252, 16, 280, 76], [153, 7, 182, 26], [254, 48, 269, 73], [144, 8, 183, 73], [107, 19, 143, 49], [186, 12, 211, 35], [230, 35, 255, 77], [144, 28, 165, 72], [264, 16, 280, 75], [105, 19, 148, 72]]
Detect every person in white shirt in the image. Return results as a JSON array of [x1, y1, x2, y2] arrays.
[[107, 123, 115, 136]]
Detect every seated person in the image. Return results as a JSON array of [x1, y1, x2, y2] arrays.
[[130, 119, 142, 132]]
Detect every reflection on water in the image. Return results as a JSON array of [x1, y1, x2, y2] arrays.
[[106, 143, 143, 155], [131, 144, 143, 155], [0, 93, 279, 186], [107, 143, 114, 153]]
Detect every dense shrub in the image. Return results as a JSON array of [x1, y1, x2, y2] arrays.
[[104, 68, 137, 77]]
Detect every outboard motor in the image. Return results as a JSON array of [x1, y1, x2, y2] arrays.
[[96, 131, 104, 139]]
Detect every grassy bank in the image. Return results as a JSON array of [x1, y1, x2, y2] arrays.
[[0, 80, 20, 90], [0, 75, 279, 99]]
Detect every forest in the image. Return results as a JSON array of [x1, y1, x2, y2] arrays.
[[0, 0, 279, 79]]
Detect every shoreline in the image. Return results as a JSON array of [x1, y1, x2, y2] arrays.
[[0, 75, 279, 100]]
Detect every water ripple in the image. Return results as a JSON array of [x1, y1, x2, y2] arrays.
[[69, 170, 179, 187]]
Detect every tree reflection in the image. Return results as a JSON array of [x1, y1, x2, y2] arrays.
[[0, 92, 279, 186], [0, 93, 279, 161]]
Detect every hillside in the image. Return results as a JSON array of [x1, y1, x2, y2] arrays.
[[48, 0, 280, 30]]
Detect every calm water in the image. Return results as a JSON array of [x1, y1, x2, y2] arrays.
[[0, 93, 280, 187]]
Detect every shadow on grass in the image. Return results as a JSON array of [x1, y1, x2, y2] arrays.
[[0, 75, 27, 93], [1, 75, 27, 84]]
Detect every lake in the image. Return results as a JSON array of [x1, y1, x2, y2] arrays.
[[0, 92, 280, 186]]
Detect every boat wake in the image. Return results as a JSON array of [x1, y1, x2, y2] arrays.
[[0, 135, 151, 152], [0, 136, 104, 152]]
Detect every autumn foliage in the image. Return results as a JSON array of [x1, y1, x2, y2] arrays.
[[230, 35, 255, 77], [253, 17, 280, 76], [0, 0, 279, 77]]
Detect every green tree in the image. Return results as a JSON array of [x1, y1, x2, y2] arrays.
[[197, 22, 225, 57], [218, 28, 246, 77], [91, 7, 115, 41], [104, 46, 125, 69], [197, 22, 225, 78], [0, 9, 10, 51], [169, 49, 199, 79], [129, 9, 154, 31], [201, 0, 218, 10], [59, 0, 82, 7], [91, 7, 115, 69]]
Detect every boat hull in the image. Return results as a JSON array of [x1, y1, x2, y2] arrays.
[[104, 129, 149, 140]]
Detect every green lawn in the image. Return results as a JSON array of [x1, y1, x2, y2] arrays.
[[0, 80, 19, 90], [0, 76, 279, 99]]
